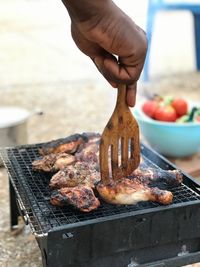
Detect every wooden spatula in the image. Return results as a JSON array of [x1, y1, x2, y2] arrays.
[[100, 84, 140, 183]]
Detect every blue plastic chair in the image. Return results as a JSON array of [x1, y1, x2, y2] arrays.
[[143, 0, 200, 81]]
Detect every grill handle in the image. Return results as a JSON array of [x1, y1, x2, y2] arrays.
[[16, 197, 29, 225]]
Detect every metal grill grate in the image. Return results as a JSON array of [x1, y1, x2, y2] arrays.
[[1, 144, 200, 236]]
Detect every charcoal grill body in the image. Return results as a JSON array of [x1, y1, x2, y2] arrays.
[[37, 204, 200, 267], [2, 141, 200, 267]]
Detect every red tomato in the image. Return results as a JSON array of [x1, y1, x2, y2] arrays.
[[171, 98, 188, 116], [196, 115, 200, 122], [142, 101, 158, 118], [154, 105, 177, 122]]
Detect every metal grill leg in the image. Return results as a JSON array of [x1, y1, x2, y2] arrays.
[[9, 179, 20, 229], [36, 237, 48, 267]]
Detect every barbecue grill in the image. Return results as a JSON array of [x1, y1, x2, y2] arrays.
[[1, 140, 200, 267]]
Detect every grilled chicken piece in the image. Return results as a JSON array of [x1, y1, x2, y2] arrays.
[[49, 161, 100, 189], [97, 178, 173, 205], [50, 185, 100, 212], [32, 153, 76, 172], [39, 133, 87, 156], [131, 168, 183, 186], [76, 142, 99, 164], [76, 133, 100, 161], [39, 133, 100, 156], [34, 132, 182, 211]]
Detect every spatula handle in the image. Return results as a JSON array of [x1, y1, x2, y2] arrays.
[[116, 84, 128, 110]]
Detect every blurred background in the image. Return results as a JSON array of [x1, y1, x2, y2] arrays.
[[0, 0, 200, 266], [0, 0, 199, 142]]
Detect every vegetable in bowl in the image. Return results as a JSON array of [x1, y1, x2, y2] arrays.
[[141, 96, 200, 123], [134, 97, 200, 157]]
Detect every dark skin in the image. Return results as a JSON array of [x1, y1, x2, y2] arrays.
[[61, 0, 147, 107]]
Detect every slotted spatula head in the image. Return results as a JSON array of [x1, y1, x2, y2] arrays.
[[100, 84, 140, 183]]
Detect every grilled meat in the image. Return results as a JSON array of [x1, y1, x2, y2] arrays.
[[97, 178, 173, 205], [131, 168, 183, 186], [33, 132, 184, 212], [49, 161, 100, 189], [32, 153, 76, 172], [96, 167, 181, 206], [75, 133, 100, 162], [38, 133, 94, 156], [39, 132, 100, 156], [50, 185, 100, 212], [80, 132, 100, 148], [33, 133, 100, 172], [76, 142, 99, 164]]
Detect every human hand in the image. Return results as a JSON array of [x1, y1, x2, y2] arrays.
[[62, 0, 147, 107]]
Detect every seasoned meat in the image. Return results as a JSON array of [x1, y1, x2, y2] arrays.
[[97, 178, 173, 205], [33, 133, 100, 173], [131, 168, 183, 186], [82, 132, 100, 146], [39, 132, 100, 156], [76, 142, 99, 164], [39, 134, 87, 156], [96, 167, 182, 206], [49, 162, 100, 189], [32, 153, 76, 172], [75, 133, 100, 162], [33, 132, 184, 212], [50, 186, 100, 212]]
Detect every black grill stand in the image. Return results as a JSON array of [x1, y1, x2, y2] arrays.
[[32, 206, 200, 267]]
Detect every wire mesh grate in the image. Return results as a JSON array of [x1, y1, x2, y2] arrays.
[[1, 144, 200, 236]]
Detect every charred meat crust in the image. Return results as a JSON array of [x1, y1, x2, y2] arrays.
[[130, 168, 183, 187], [39, 132, 100, 156], [38, 134, 86, 156], [49, 162, 100, 189], [32, 153, 76, 172], [50, 186, 100, 212], [150, 187, 173, 205]]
